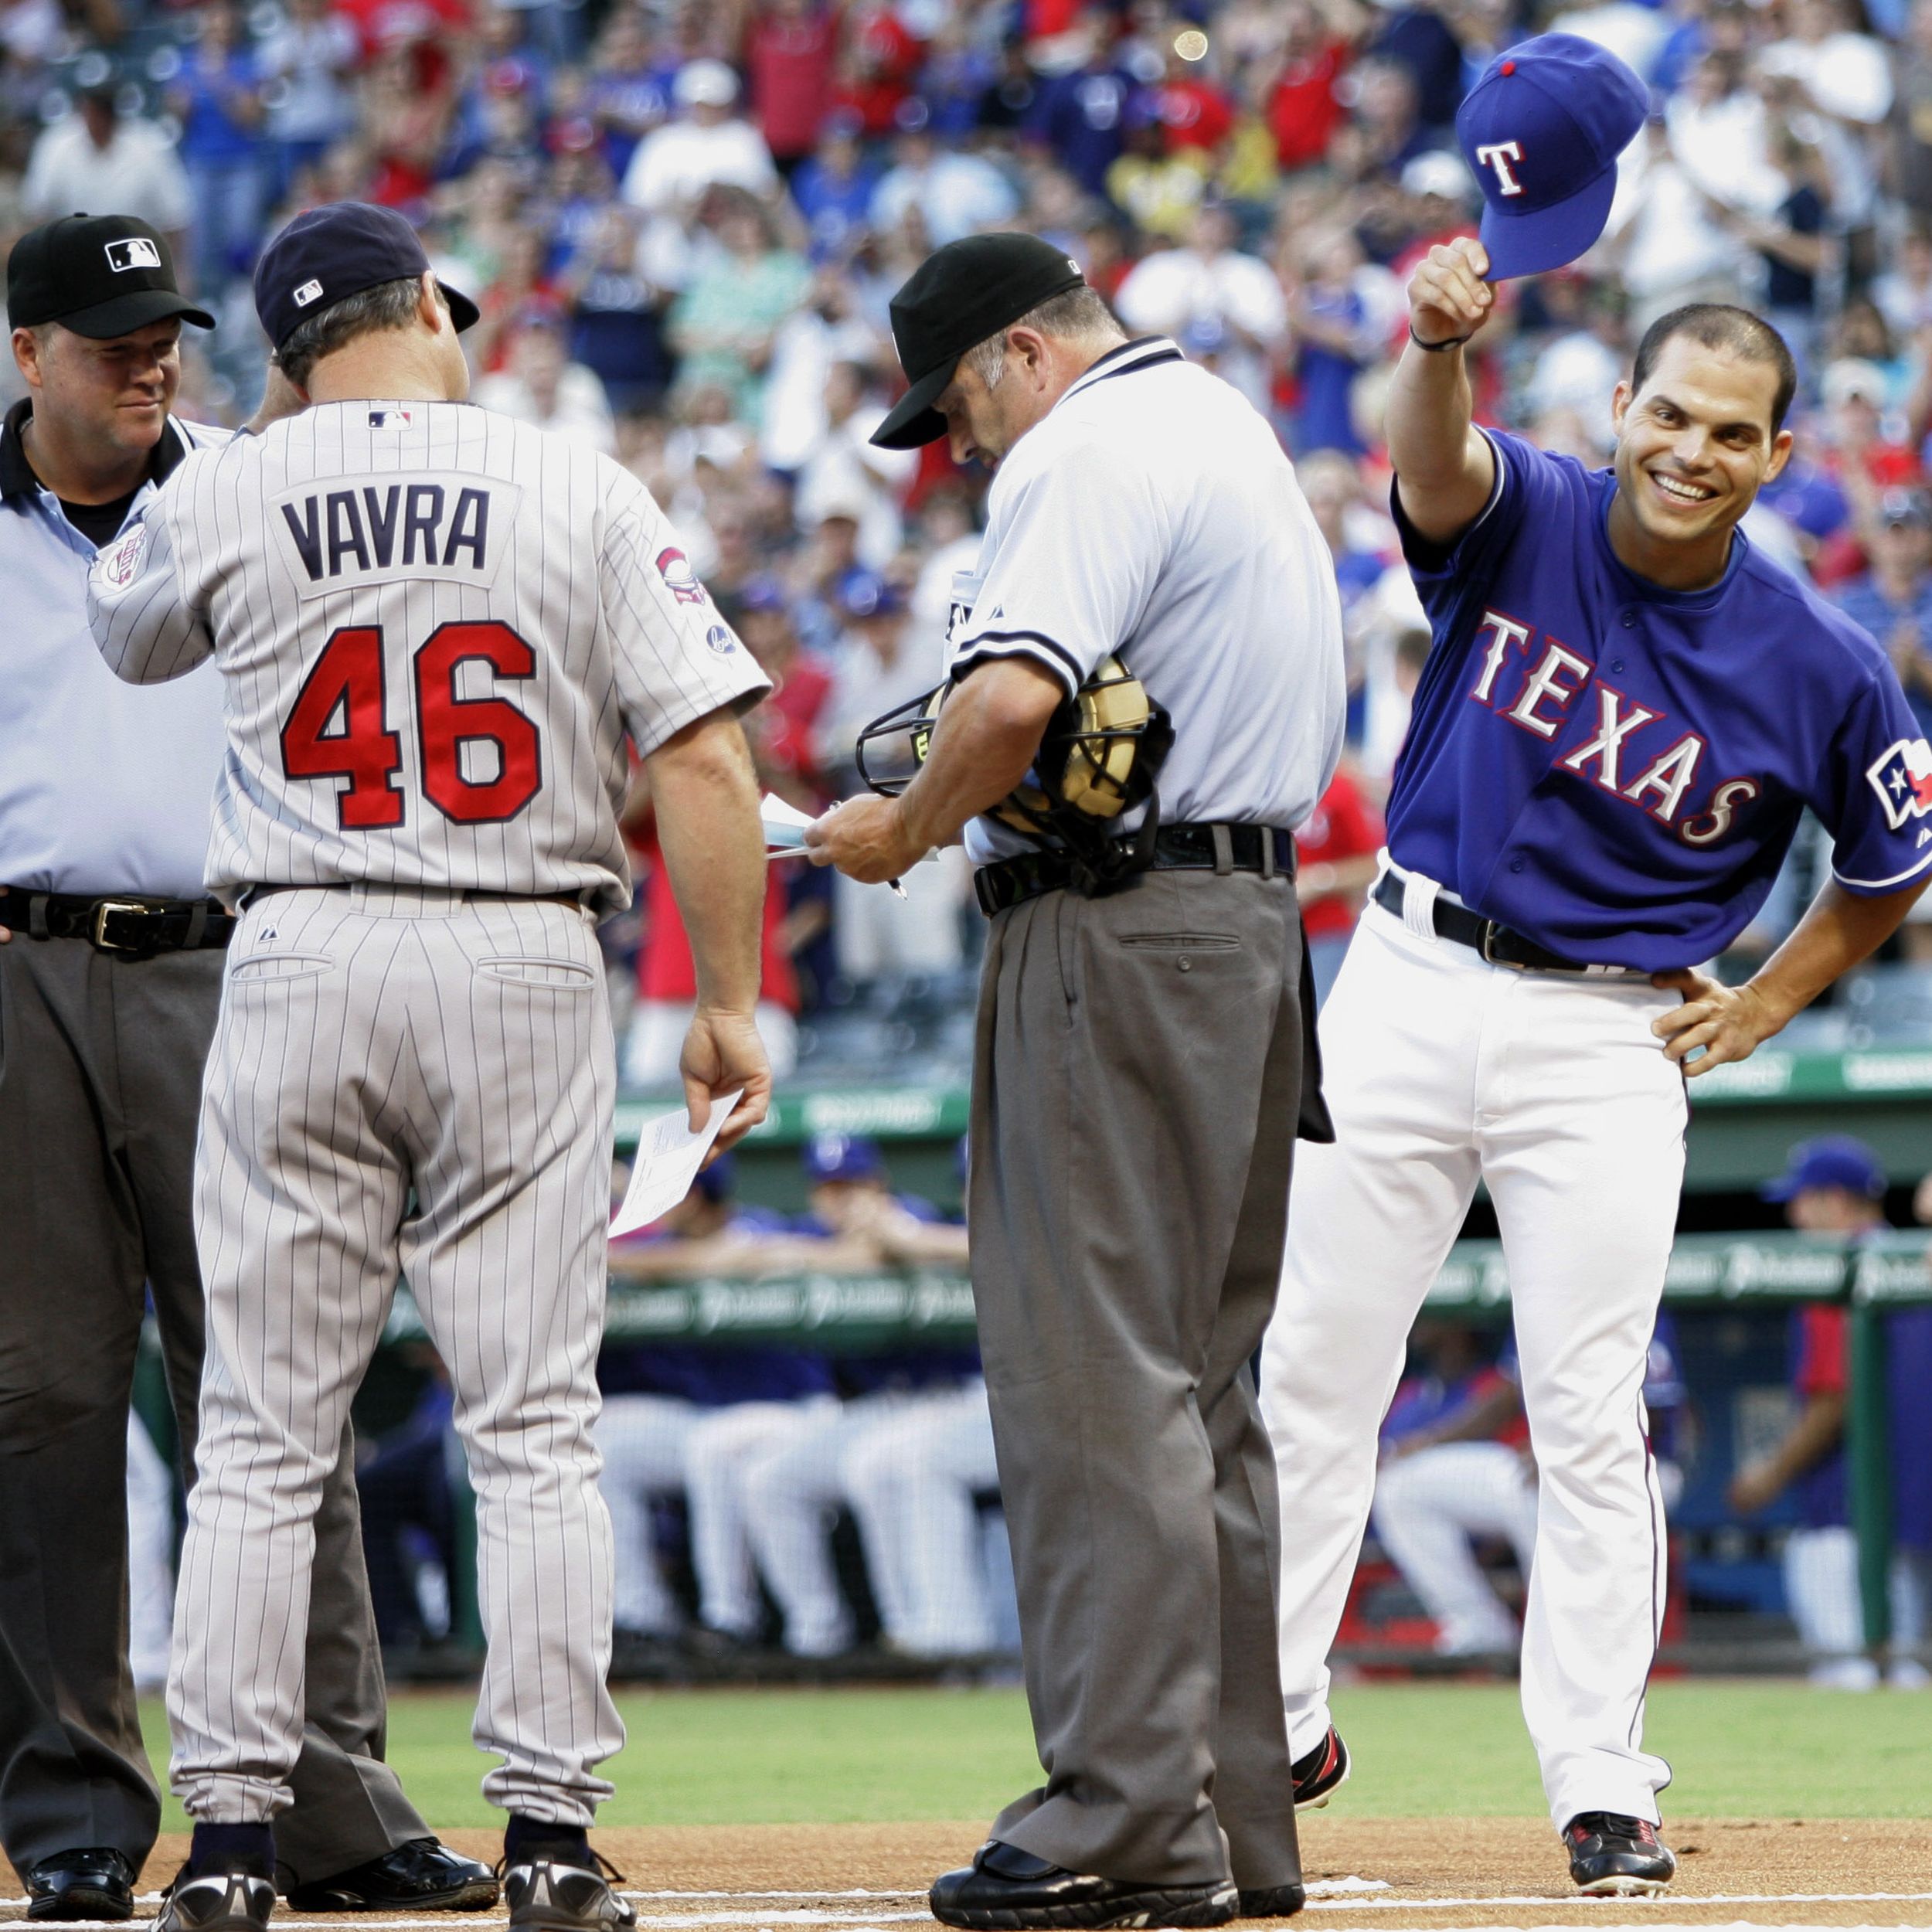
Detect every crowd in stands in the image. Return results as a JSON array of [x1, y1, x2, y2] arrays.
[[24, 0, 1932, 1073]]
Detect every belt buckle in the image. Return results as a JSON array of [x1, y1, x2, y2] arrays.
[[1478, 920, 1526, 971], [90, 900, 156, 952]]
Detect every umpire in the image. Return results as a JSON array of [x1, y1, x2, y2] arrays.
[[808, 233, 1346, 1928], [0, 216, 489, 1918]]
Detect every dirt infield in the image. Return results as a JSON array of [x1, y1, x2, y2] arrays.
[[2, 1819, 1907, 1930]]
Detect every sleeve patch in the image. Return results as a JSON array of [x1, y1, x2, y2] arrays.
[[1864, 736, 1932, 830], [98, 520, 148, 588]]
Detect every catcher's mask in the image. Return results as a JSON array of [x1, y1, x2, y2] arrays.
[[855, 655, 1175, 894]]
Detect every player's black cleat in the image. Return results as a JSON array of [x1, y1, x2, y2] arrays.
[[284, 1838, 500, 1911], [24, 1849, 138, 1921], [1234, 1883, 1306, 1918], [154, 1867, 276, 1932], [1563, 1812, 1676, 1895], [504, 1855, 638, 1932], [1290, 1729, 1350, 1811], [929, 1839, 1239, 1929]]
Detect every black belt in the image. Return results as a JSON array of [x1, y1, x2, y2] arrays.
[[1371, 871, 1596, 975], [0, 888, 236, 957], [975, 824, 1296, 917]]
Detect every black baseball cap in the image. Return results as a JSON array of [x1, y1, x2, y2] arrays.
[[871, 232, 1087, 450], [254, 200, 479, 352], [7, 214, 215, 338]]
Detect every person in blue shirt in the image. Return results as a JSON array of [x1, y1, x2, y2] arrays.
[[1027, 12, 1136, 198], [1728, 1136, 1932, 1690], [1260, 237, 1932, 1898], [788, 117, 883, 265], [1831, 489, 1932, 738], [168, 1, 270, 292]]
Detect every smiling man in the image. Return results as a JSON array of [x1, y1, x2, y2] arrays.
[[1257, 236, 1932, 1898], [0, 214, 491, 1923]]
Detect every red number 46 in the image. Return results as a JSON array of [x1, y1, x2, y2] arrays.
[[280, 620, 543, 828]]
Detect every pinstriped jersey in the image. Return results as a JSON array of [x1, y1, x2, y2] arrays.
[[87, 399, 768, 917]]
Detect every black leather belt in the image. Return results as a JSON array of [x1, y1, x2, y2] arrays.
[[0, 887, 236, 957], [1371, 871, 1595, 974], [975, 824, 1296, 917]]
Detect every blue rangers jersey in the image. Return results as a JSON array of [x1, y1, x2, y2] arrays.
[[1386, 430, 1932, 970]]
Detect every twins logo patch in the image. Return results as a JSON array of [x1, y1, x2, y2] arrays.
[[706, 624, 736, 655], [655, 546, 706, 605], [1866, 736, 1932, 830], [98, 520, 148, 588], [105, 236, 162, 273]]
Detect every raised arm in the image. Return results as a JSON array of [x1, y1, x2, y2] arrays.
[[1387, 236, 1501, 547]]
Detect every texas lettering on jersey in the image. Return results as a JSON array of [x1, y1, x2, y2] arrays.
[[1463, 606, 1770, 846]]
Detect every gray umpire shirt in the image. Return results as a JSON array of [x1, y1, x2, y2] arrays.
[[945, 335, 1347, 866], [0, 400, 228, 898]]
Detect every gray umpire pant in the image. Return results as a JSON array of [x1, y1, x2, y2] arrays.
[[968, 862, 1326, 1891], [0, 932, 427, 1883]]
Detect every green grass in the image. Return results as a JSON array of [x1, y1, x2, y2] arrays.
[[139, 1679, 1932, 1833]]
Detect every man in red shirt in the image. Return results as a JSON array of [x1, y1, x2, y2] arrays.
[[747, 0, 835, 172], [1294, 755, 1382, 1004]]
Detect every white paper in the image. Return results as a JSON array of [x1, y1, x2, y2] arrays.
[[761, 791, 816, 856], [609, 1089, 743, 1236]]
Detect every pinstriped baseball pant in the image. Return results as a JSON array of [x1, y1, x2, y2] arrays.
[[169, 884, 625, 1828]]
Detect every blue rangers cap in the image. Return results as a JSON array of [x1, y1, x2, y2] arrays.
[[1454, 34, 1648, 283], [254, 200, 478, 352], [1760, 1134, 1887, 1203]]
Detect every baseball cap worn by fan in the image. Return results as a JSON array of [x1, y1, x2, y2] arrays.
[[1454, 33, 1649, 283], [7, 214, 215, 338], [1760, 1134, 1887, 1202], [870, 231, 1088, 451], [253, 200, 479, 352]]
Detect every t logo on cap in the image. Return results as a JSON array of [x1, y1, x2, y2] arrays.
[[106, 236, 162, 273], [1474, 141, 1524, 197]]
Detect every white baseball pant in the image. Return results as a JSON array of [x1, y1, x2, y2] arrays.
[[594, 1394, 698, 1636], [1783, 1526, 1930, 1688], [168, 885, 624, 1828], [741, 1393, 915, 1657], [681, 1400, 832, 1638], [1261, 894, 1683, 1829], [128, 1410, 178, 1695], [843, 1379, 1002, 1656], [1369, 1440, 1539, 1656]]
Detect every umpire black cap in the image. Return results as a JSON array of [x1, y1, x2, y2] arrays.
[[871, 232, 1087, 451], [254, 201, 479, 351], [7, 214, 215, 339]]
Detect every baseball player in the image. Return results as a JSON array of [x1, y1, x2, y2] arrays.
[[87, 201, 772, 1932], [0, 212, 487, 1923], [1260, 199, 1932, 1891], [810, 231, 1345, 1929]]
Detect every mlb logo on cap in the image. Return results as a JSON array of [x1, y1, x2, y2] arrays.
[[294, 278, 325, 308], [105, 236, 162, 273], [1454, 33, 1649, 281]]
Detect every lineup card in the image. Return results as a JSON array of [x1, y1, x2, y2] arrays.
[[611, 1088, 743, 1236]]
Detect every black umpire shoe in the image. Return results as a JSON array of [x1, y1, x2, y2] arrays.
[[929, 1840, 1239, 1929], [154, 1867, 276, 1932], [25, 1849, 138, 1921], [1563, 1812, 1677, 1896], [1290, 1729, 1350, 1811], [284, 1838, 500, 1911], [1235, 1884, 1305, 1919], [504, 1855, 637, 1932]]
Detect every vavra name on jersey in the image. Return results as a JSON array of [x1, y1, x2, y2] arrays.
[[274, 472, 519, 597]]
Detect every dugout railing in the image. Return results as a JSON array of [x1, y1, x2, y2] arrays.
[[355, 1227, 1928, 1656]]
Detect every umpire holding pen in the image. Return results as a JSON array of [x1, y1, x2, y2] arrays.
[[0, 216, 489, 1918], [807, 233, 1346, 1929]]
